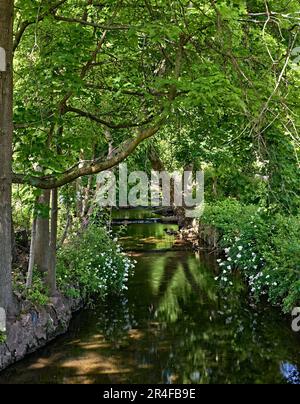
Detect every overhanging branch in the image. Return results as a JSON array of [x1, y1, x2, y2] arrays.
[[65, 105, 154, 129], [12, 116, 166, 189], [13, 0, 68, 52], [52, 14, 131, 30]]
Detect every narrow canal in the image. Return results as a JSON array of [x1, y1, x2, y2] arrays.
[[0, 209, 300, 384]]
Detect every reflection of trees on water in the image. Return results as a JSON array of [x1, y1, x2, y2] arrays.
[[96, 295, 137, 342], [118, 223, 179, 251], [95, 251, 300, 384], [1, 252, 300, 384]]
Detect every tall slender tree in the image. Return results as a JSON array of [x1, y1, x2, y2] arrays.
[[0, 0, 14, 315]]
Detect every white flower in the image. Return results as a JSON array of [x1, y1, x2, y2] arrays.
[[237, 254, 242, 259], [238, 246, 243, 251]]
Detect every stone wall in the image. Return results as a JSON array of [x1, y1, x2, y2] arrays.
[[0, 294, 83, 372], [180, 220, 220, 251]]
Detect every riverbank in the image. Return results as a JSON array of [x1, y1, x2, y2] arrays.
[[0, 293, 83, 371], [0, 222, 134, 373], [0, 208, 194, 376], [1, 207, 299, 384], [180, 200, 300, 315], [180, 220, 219, 251]]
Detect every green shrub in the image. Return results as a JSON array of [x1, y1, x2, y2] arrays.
[[25, 276, 50, 306], [0, 332, 6, 344], [202, 200, 300, 313], [202, 199, 258, 241], [14, 272, 50, 307], [57, 225, 135, 300]]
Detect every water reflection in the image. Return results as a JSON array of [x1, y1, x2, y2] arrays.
[[280, 362, 300, 385], [0, 211, 300, 384], [117, 223, 178, 251]]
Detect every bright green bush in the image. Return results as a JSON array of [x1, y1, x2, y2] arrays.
[[13, 271, 50, 307], [25, 275, 50, 306], [0, 332, 6, 344], [57, 225, 135, 300], [202, 199, 258, 238], [202, 200, 300, 313]]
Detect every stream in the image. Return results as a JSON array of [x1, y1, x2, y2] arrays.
[[0, 208, 300, 384]]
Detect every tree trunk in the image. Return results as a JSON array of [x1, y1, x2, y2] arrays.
[[0, 0, 14, 315], [26, 217, 37, 289], [149, 146, 175, 207], [34, 190, 51, 277], [212, 176, 218, 198], [81, 175, 94, 228], [11, 213, 17, 264], [48, 189, 58, 296], [75, 179, 83, 218], [57, 212, 72, 250]]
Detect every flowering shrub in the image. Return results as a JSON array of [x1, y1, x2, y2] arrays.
[[57, 226, 135, 300], [202, 200, 300, 313]]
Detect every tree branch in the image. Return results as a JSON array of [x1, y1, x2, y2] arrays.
[[13, 0, 68, 52], [84, 83, 167, 97], [65, 105, 154, 129], [52, 14, 131, 30], [12, 117, 166, 189]]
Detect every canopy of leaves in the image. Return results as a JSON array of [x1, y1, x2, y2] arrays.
[[12, 0, 300, 211]]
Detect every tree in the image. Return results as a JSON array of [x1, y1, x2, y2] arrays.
[[0, 0, 14, 314], [11, 0, 300, 192], [1, 0, 299, 317]]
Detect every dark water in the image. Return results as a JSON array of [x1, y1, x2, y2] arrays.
[[1, 209, 300, 384]]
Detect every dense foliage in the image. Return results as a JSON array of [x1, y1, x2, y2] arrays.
[[11, 0, 300, 192], [0, 0, 299, 324], [56, 226, 135, 300], [202, 200, 300, 313]]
